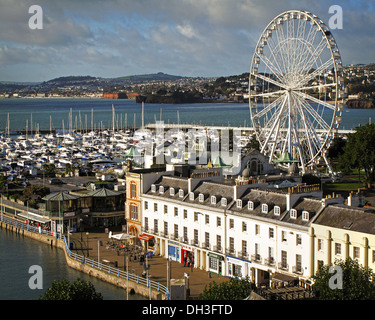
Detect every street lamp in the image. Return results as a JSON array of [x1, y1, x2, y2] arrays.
[[86, 232, 89, 256]]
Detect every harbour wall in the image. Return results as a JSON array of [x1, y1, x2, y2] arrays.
[[0, 217, 167, 300]]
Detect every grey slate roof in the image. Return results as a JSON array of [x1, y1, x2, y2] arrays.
[[314, 204, 375, 235], [282, 197, 323, 226], [42, 191, 80, 201]]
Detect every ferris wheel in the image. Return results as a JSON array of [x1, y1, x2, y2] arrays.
[[249, 10, 345, 174]]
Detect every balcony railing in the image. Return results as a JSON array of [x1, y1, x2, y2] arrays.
[[264, 257, 275, 266], [292, 265, 303, 275], [238, 251, 249, 260], [278, 262, 289, 271], [251, 254, 262, 263], [202, 242, 211, 250], [213, 245, 222, 253], [226, 248, 236, 256], [190, 239, 199, 247]]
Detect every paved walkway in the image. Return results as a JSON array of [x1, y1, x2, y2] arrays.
[[69, 231, 229, 299]]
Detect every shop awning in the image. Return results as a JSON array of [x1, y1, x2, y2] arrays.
[[272, 272, 298, 283], [139, 234, 154, 241], [17, 212, 51, 224], [109, 232, 135, 240]]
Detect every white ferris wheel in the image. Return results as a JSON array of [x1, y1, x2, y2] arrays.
[[249, 10, 345, 174]]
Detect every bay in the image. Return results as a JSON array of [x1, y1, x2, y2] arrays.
[[0, 98, 374, 132], [0, 228, 146, 300]]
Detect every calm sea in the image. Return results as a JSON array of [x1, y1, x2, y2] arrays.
[[0, 228, 146, 300], [1, 98, 374, 131]]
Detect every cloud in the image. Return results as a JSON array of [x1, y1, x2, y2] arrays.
[[0, 0, 373, 81]]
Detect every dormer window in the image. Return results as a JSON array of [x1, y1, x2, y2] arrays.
[[199, 193, 204, 203], [302, 210, 309, 221], [159, 186, 164, 194], [290, 209, 297, 219], [236, 199, 242, 208], [189, 192, 195, 201], [221, 198, 227, 206], [179, 189, 184, 198], [151, 184, 156, 192], [170, 187, 175, 196], [211, 196, 216, 205], [262, 204, 268, 213], [248, 201, 254, 210], [274, 206, 280, 216]]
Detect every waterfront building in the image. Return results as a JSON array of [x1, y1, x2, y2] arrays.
[[311, 194, 375, 274]]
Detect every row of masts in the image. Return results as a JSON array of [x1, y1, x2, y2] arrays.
[[3, 102, 184, 137]]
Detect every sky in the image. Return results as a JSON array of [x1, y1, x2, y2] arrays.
[[0, 0, 374, 82]]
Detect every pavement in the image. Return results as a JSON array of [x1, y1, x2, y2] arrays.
[[68, 230, 229, 299]]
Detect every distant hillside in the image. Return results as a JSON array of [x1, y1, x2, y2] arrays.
[[44, 76, 99, 84], [115, 72, 185, 82]]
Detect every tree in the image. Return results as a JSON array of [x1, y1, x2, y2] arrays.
[[312, 258, 375, 300], [39, 278, 103, 300], [338, 123, 375, 188], [199, 277, 253, 300]]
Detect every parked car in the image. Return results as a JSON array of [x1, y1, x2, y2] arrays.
[[49, 178, 63, 185]]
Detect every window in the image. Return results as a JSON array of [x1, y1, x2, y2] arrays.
[[183, 209, 187, 219], [274, 206, 280, 216], [296, 254, 302, 273], [199, 193, 204, 202], [164, 221, 168, 236], [217, 217, 221, 227], [269, 228, 274, 239], [262, 204, 268, 213], [205, 232, 210, 248], [154, 219, 158, 233], [151, 184, 156, 192], [290, 209, 297, 219], [216, 235, 222, 251], [183, 227, 188, 242], [174, 224, 178, 238], [229, 219, 234, 229], [268, 247, 274, 264], [242, 221, 247, 232], [194, 212, 199, 222], [159, 186, 164, 194], [229, 237, 234, 254], [189, 192, 194, 201], [164, 205, 168, 215], [130, 182, 136, 199], [255, 224, 260, 235], [296, 234, 302, 245], [144, 217, 148, 231], [353, 246, 360, 259], [221, 198, 227, 206], [179, 189, 184, 198], [144, 201, 148, 210], [174, 207, 178, 217], [242, 240, 247, 254], [302, 211, 309, 221], [248, 201, 254, 210], [154, 203, 158, 212], [211, 196, 216, 205], [236, 199, 242, 208], [282, 231, 287, 242], [373, 250, 375, 263], [281, 250, 287, 269], [318, 239, 324, 251], [130, 204, 138, 220], [205, 215, 209, 224], [194, 229, 199, 245], [335, 243, 341, 255], [170, 187, 175, 196]]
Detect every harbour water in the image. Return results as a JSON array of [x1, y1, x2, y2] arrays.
[[0, 228, 146, 300], [1, 98, 375, 132]]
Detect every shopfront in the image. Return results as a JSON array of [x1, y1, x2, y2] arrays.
[[181, 244, 195, 267], [168, 240, 180, 262], [208, 252, 224, 275], [226, 256, 251, 278]]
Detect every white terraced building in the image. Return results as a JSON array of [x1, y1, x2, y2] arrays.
[[140, 169, 334, 286]]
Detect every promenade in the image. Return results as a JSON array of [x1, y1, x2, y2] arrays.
[[69, 230, 229, 299]]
